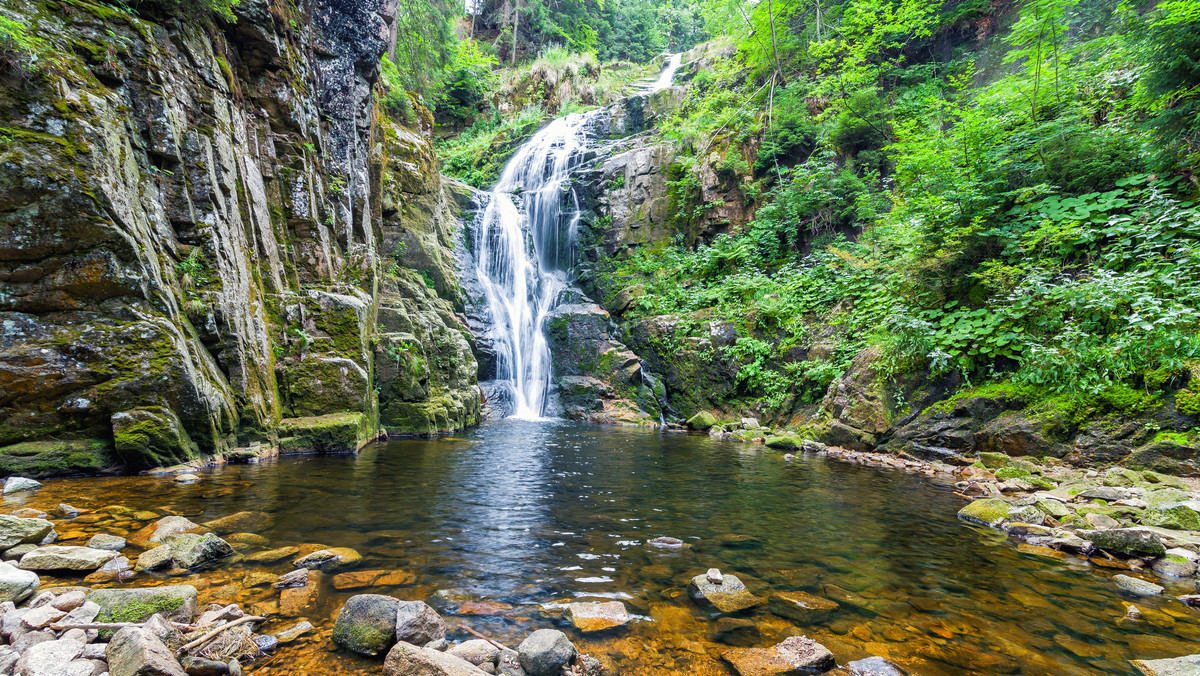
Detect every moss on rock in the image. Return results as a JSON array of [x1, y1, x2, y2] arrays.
[[111, 407, 197, 469], [278, 413, 372, 454], [0, 439, 114, 477]]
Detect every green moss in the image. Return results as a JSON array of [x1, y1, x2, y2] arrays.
[[1029, 476, 1055, 490], [106, 595, 184, 623], [1177, 389, 1200, 417], [278, 412, 371, 453], [957, 498, 1011, 526], [0, 439, 114, 477], [995, 466, 1031, 480]]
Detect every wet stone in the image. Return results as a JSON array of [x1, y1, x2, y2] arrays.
[[1086, 529, 1167, 557], [332, 594, 399, 657], [395, 600, 446, 645], [846, 656, 908, 676], [18, 546, 116, 572], [565, 601, 631, 632], [331, 569, 416, 589], [767, 591, 839, 624], [517, 629, 576, 676], [689, 572, 765, 613], [86, 533, 126, 551], [713, 617, 760, 646], [1115, 574, 1165, 597]]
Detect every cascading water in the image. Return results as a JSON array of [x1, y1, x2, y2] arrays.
[[471, 53, 684, 419]]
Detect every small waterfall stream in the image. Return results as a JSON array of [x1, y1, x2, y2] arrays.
[[470, 54, 685, 419]]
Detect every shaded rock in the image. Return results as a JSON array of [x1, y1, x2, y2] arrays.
[[107, 626, 186, 676], [713, 617, 759, 646], [1115, 574, 1164, 597], [3, 478, 41, 495], [1086, 529, 1167, 557], [89, 586, 197, 624], [0, 516, 55, 550], [181, 657, 228, 676], [86, 534, 126, 551], [202, 512, 274, 536], [689, 572, 764, 613], [395, 600, 445, 645], [517, 630, 576, 676], [565, 601, 630, 632], [332, 594, 399, 657], [164, 533, 234, 570], [0, 561, 39, 603], [18, 546, 116, 572], [846, 657, 907, 676], [767, 591, 838, 623], [383, 641, 488, 676]]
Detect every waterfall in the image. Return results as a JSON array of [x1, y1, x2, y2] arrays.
[[470, 54, 683, 419]]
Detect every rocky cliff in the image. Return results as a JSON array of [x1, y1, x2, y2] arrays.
[[0, 0, 478, 476]]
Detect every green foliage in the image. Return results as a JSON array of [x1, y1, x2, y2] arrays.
[[1177, 389, 1200, 416], [437, 105, 546, 187], [0, 13, 43, 71], [437, 40, 500, 123]]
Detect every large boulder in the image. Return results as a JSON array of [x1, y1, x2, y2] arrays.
[[18, 546, 116, 572], [2, 477, 41, 495], [394, 600, 445, 645], [686, 411, 718, 430], [688, 572, 764, 613], [957, 499, 1012, 527], [332, 594, 399, 657], [383, 641, 488, 676], [89, 586, 197, 624], [0, 561, 39, 603], [13, 637, 89, 676], [723, 637, 836, 676], [1133, 654, 1200, 675], [164, 533, 234, 570], [1085, 529, 1167, 557], [517, 629, 577, 676], [0, 516, 55, 549], [129, 516, 204, 548], [1142, 504, 1200, 531], [106, 626, 186, 676]]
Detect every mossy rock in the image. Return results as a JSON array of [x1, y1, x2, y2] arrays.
[[278, 413, 373, 454], [0, 439, 114, 478], [89, 585, 197, 624], [978, 452, 1010, 469], [995, 467, 1032, 480], [765, 435, 802, 451], [1125, 439, 1200, 476], [1143, 505, 1200, 531], [332, 594, 399, 657], [111, 407, 197, 469], [1141, 471, 1188, 489], [686, 411, 718, 431], [957, 498, 1010, 526]]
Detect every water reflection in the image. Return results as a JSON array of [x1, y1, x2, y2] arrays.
[[13, 420, 1200, 675]]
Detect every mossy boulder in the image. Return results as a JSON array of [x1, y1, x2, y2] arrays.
[[978, 452, 1010, 469], [89, 585, 197, 624], [957, 498, 1011, 526], [687, 411, 719, 431], [0, 439, 115, 478], [332, 594, 399, 657], [1142, 504, 1200, 531], [765, 435, 802, 451], [111, 407, 197, 469], [1084, 528, 1167, 556], [1125, 438, 1200, 476], [278, 413, 373, 454]]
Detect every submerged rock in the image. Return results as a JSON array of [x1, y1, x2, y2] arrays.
[[332, 594, 399, 657], [517, 629, 576, 676], [565, 601, 631, 632], [1114, 574, 1164, 597], [203, 511, 275, 535], [293, 547, 361, 572], [767, 591, 838, 623], [847, 656, 908, 675], [689, 572, 764, 613]]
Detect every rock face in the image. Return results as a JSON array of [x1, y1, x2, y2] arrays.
[[0, 0, 479, 476]]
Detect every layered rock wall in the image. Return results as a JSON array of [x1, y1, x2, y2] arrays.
[[0, 0, 478, 475]]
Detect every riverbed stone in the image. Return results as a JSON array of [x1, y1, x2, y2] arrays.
[[164, 533, 234, 570], [774, 636, 836, 672], [1086, 529, 1167, 556], [136, 545, 173, 571], [130, 517, 204, 547], [1133, 654, 1200, 675], [331, 569, 416, 589], [384, 641, 488, 676], [1078, 486, 1132, 502], [332, 594, 400, 657], [957, 498, 1010, 527], [107, 626, 186, 676], [18, 546, 116, 572], [246, 547, 299, 564], [13, 637, 86, 675], [689, 572, 764, 613], [565, 601, 631, 632], [89, 585, 197, 624], [767, 591, 839, 623], [686, 411, 718, 430], [1035, 500, 1072, 518], [517, 629, 576, 676], [0, 562, 39, 603], [395, 600, 445, 645], [846, 656, 908, 675], [713, 617, 759, 646], [202, 512, 274, 535], [0, 516, 55, 550], [1115, 574, 1165, 597], [3, 478, 41, 495], [86, 533, 126, 551], [1152, 556, 1197, 578], [293, 547, 361, 571]]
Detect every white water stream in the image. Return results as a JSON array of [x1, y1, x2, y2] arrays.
[[470, 54, 685, 419]]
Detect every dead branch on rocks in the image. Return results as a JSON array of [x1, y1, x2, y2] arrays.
[[48, 620, 197, 632], [179, 615, 265, 656]]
